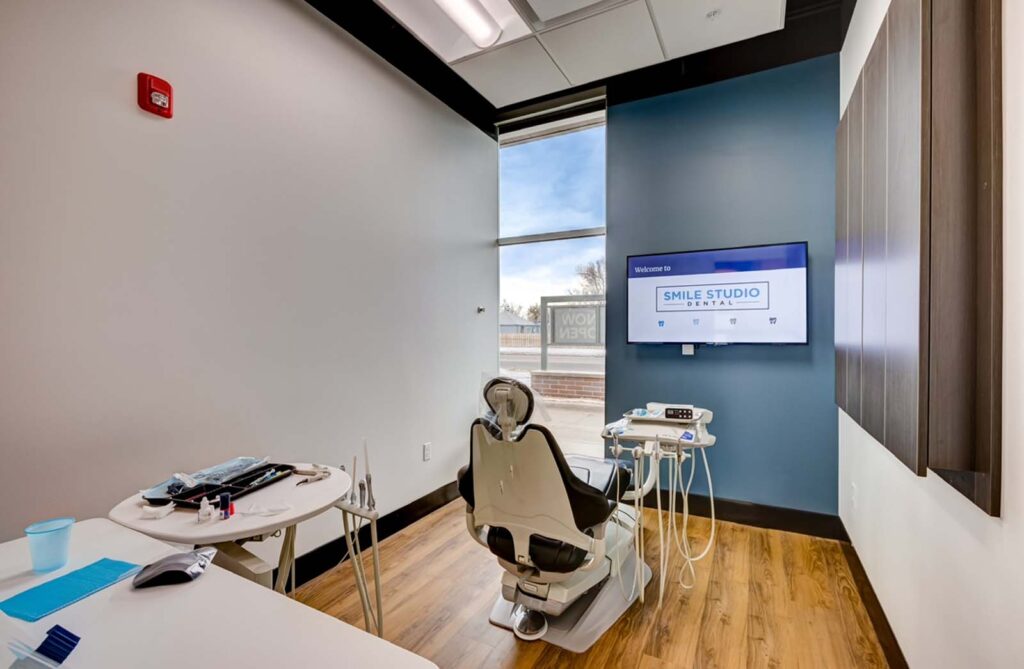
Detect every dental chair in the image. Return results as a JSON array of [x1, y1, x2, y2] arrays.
[[457, 377, 652, 652]]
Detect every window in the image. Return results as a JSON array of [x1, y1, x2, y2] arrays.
[[498, 120, 606, 457]]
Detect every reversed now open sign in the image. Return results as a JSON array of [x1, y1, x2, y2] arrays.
[[551, 306, 603, 345]]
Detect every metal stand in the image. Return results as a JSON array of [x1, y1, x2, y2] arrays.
[[336, 500, 384, 638], [274, 525, 297, 595]]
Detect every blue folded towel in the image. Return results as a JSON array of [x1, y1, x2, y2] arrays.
[[0, 558, 140, 622]]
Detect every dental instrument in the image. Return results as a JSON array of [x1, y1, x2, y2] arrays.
[[294, 464, 331, 486], [364, 439, 376, 511], [331, 437, 385, 636], [349, 456, 358, 506]]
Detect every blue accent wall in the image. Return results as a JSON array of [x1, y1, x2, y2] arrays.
[[606, 55, 839, 514]]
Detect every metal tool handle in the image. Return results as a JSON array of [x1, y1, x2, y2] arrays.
[[349, 456, 358, 505], [365, 473, 376, 511]]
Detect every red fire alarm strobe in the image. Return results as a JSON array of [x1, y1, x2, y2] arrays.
[[137, 72, 173, 118]]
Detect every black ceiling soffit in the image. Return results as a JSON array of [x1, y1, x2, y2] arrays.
[[304, 0, 498, 138], [306, 0, 858, 138]]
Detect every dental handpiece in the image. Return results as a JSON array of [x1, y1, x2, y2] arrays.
[[349, 456, 358, 505], [365, 473, 376, 511], [359, 480, 367, 508], [363, 437, 375, 511]]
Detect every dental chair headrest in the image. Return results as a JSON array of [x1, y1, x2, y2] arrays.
[[482, 377, 534, 439]]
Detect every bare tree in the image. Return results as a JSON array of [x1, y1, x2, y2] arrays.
[[569, 259, 606, 296], [500, 300, 524, 317], [526, 303, 540, 322]]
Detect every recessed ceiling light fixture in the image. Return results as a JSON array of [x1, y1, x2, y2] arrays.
[[432, 0, 503, 49]]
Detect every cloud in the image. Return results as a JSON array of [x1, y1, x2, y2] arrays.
[[498, 127, 606, 308], [500, 127, 606, 238], [500, 236, 605, 308]]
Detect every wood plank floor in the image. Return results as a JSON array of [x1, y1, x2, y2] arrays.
[[297, 501, 887, 668]]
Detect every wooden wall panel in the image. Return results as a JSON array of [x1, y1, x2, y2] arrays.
[[884, 0, 927, 474], [972, 0, 1002, 515], [835, 0, 1002, 511], [929, 0, 977, 476], [835, 115, 849, 410], [860, 19, 888, 444], [845, 80, 864, 423], [928, 0, 1002, 514]]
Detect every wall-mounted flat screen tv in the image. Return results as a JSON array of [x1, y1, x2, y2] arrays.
[[627, 242, 808, 345]]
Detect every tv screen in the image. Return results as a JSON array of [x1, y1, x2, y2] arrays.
[[627, 242, 808, 345]]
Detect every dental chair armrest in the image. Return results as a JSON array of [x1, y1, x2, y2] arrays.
[[579, 524, 606, 571]]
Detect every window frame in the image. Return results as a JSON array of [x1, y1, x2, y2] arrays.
[[496, 110, 608, 247]]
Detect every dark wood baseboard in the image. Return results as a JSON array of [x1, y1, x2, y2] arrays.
[[840, 543, 909, 669], [280, 480, 460, 590], [641, 489, 851, 542]]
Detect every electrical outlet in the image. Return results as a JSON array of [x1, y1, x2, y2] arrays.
[[422, 442, 431, 462], [850, 481, 858, 509]]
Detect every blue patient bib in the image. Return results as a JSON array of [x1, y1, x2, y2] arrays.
[[0, 558, 140, 622]]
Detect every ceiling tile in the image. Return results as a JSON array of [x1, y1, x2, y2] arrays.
[[452, 37, 570, 107], [525, 0, 607, 22], [374, 0, 530, 63], [539, 0, 664, 86], [648, 0, 786, 60]]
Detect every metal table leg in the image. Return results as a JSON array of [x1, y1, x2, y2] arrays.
[[275, 524, 297, 595]]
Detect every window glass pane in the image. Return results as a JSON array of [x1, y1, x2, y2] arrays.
[[499, 126, 606, 238], [499, 236, 605, 316], [499, 236, 606, 457]]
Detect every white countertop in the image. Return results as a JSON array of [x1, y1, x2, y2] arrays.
[[108, 464, 350, 544], [0, 518, 435, 668]]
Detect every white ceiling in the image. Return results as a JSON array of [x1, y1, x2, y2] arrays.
[[528, 0, 605, 22], [541, 1, 663, 85], [452, 37, 569, 105], [375, 0, 787, 108]]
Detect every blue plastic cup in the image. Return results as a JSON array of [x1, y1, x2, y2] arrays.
[[25, 517, 75, 572]]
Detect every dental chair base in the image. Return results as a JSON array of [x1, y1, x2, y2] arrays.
[[487, 507, 651, 653], [489, 554, 652, 652]]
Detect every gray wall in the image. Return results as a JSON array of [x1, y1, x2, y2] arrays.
[[606, 55, 839, 514], [0, 0, 498, 558]]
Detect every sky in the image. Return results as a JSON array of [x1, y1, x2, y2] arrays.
[[499, 126, 606, 311]]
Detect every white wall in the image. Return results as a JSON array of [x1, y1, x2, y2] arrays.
[[0, 0, 498, 562], [838, 1, 1024, 666]]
